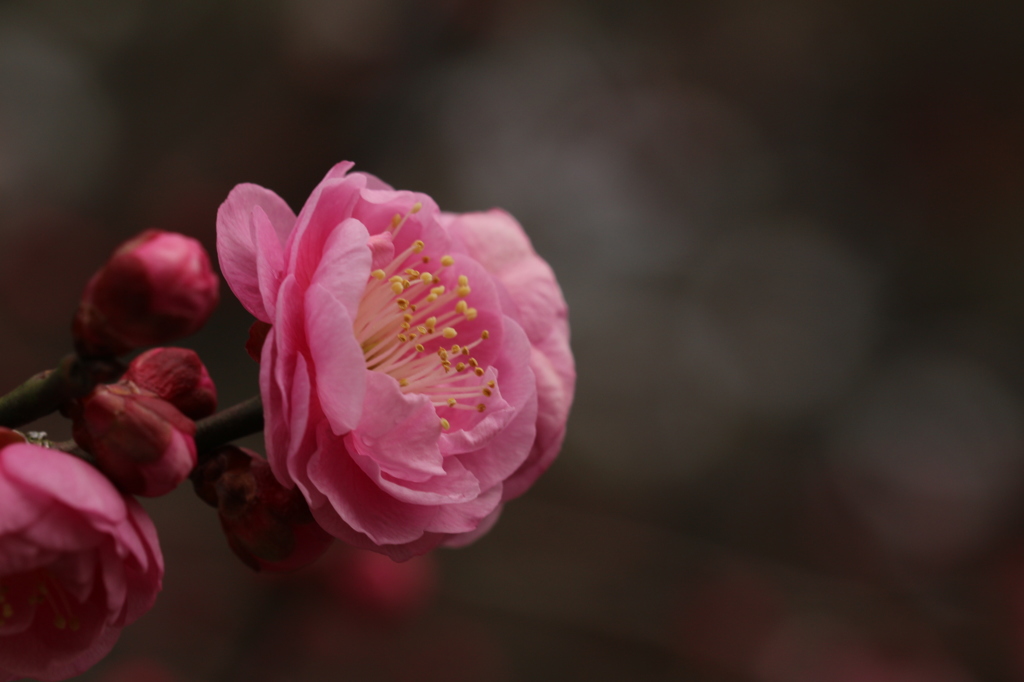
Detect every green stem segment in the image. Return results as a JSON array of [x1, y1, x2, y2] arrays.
[[0, 354, 123, 428]]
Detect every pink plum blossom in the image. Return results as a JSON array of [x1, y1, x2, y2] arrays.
[[0, 444, 163, 681], [216, 161, 574, 559]]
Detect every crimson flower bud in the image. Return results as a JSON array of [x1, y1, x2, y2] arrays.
[[126, 347, 218, 419], [72, 383, 197, 497], [193, 446, 332, 572], [73, 229, 220, 357]]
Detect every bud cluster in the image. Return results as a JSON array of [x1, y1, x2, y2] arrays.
[[193, 446, 333, 572]]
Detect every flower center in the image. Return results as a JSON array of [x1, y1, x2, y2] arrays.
[[352, 221, 496, 430], [0, 570, 81, 631]]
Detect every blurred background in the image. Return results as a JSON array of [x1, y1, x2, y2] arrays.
[[2, 0, 1024, 679]]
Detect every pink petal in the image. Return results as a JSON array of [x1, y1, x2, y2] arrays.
[[346, 371, 445, 482], [503, 325, 576, 500], [453, 318, 539, 491], [444, 209, 534, 276], [0, 471, 46, 536], [349, 438, 481, 506], [286, 168, 364, 283], [216, 183, 295, 322], [309, 218, 372, 319], [366, 231, 396, 270], [307, 422, 438, 546], [425, 483, 502, 534], [496, 255, 567, 346], [350, 170, 394, 191], [441, 502, 504, 548], [2, 446, 126, 527], [252, 205, 286, 320], [305, 283, 366, 435]]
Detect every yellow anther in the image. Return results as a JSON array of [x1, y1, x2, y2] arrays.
[[422, 256, 430, 263], [441, 255, 454, 267], [483, 387, 492, 397], [412, 240, 425, 253], [391, 282, 404, 295], [390, 275, 404, 284], [421, 272, 433, 284], [457, 286, 471, 297], [391, 213, 402, 227], [402, 322, 411, 330], [431, 286, 445, 295], [477, 403, 486, 412], [451, 344, 461, 353], [487, 380, 496, 388], [440, 418, 450, 430], [405, 268, 421, 277], [455, 301, 468, 314], [425, 316, 437, 327], [425, 294, 438, 303], [433, 275, 441, 284], [400, 378, 409, 387], [397, 334, 408, 342], [458, 275, 469, 287], [469, 358, 478, 366], [417, 326, 428, 334], [438, 349, 449, 360], [466, 308, 478, 320], [481, 330, 490, 339], [371, 269, 386, 280], [404, 314, 413, 322], [442, 327, 457, 339], [411, 202, 422, 213], [448, 398, 457, 407], [456, 363, 466, 372], [474, 367, 485, 377], [397, 299, 409, 310], [415, 344, 425, 352]]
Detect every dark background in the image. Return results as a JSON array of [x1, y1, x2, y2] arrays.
[[3, 1, 1024, 680]]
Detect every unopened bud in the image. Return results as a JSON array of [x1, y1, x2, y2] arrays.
[[192, 446, 332, 572], [72, 384, 197, 497], [73, 229, 220, 357], [126, 347, 217, 419]]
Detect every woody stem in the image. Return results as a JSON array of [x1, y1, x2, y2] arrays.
[[0, 354, 123, 429], [194, 395, 264, 464]]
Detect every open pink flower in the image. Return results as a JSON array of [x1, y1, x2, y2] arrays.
[[217, 162, 574, 559], [0, 444, 163, 681]]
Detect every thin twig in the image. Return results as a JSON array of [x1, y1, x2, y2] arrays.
[[194, 395, 264, 463]]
